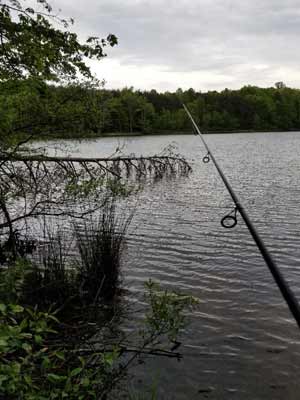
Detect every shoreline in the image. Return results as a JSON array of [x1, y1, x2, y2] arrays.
[[103, 129, 300, 136], [32, 129, 300, 141]]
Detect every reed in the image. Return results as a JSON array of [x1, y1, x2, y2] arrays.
[[74, 198, 132, 303]]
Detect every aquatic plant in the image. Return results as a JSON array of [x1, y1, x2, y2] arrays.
[[74, 198, 133, 303]]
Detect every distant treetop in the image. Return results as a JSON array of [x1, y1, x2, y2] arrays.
[[275, 82, 287, 89]]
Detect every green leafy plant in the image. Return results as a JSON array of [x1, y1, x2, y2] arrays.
[[0, 303, 120, 399], [0, 267, 198, 399], [0, 258, 31, 303], [142, 280, 198, 345]]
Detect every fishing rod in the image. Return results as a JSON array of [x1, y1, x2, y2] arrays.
[[183, 103, 300, 330]]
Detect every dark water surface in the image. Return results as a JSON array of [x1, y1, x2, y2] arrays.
[[42, 132, 300, 399]]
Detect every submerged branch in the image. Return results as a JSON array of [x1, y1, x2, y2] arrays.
[[0, 154, 191, 172]]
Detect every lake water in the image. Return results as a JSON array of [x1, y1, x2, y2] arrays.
[[40, 132, 300, 399]]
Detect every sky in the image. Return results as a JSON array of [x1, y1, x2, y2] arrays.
[[52, 0, 300, 92]]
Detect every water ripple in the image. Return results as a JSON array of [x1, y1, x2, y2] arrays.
[[55, 132, 300, 399]]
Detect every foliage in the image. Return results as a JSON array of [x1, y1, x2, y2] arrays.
[[0, 0, 117, 82], [2, 83, 300, 141], [0, 273, 197, 399], [143, 280, 198, 343], [0, 79, 95, 146], [0, 258, 31, 303], [0, 0, 117, 150], [0, 302, 120, 399]]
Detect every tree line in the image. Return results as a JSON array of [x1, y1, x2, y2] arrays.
[[2, 81, 300, 141]]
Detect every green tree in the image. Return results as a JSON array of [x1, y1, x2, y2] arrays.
[[120, 88, 143, 133], [0, 0, 117, 82], [0, 0, 118, 146], [275, 81, 286, 90]]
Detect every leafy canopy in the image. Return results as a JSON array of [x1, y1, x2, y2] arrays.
[[0, 0, 118, 81]]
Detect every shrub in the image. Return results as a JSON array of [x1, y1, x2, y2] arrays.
[[0, 277, 197, 399], [0, 303, 120, 400]]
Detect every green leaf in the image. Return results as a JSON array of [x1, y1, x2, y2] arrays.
[[41, 356, 50, 370], [22, 343, 32, 352], [0, 374, 9, 385], [0, 304, 7, 313], [19, 318, 28, 330], [0, 339, 8, 348], [24, 374, 32, 385], [54, 351, 65, 361], [80, 377, 90, 387], [34, 335, 43, 345], [20, 333, 32, 339], [70, 367, 82, 377], [10, 305, 24, 313], [47, 373, 66, 383]]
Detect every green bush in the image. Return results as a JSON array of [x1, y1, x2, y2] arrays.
[[0, 303, 120, 400]]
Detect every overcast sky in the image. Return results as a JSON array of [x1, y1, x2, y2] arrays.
[[53, 0, 300, 92]]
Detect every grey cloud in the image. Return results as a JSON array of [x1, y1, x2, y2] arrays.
[[53, 0, 300, 89]]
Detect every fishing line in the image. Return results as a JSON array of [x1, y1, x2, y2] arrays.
[[183, 103, 300, 330]]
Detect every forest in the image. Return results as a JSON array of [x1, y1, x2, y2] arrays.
[[1, 80, 300, 141]]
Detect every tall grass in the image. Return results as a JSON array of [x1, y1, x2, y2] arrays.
[[74, 199, 132, 304]]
